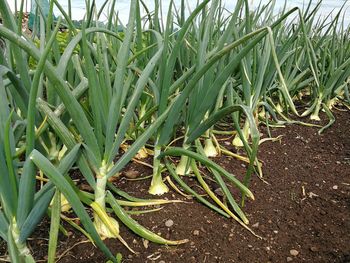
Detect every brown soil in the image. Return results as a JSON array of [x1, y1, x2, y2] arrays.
[[1, 110, 349, 263]]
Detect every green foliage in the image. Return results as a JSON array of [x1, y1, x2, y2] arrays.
[[0, 0, 349, 261]]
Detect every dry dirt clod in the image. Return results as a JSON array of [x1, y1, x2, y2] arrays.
[[124, 170, 139, 179], [308, 192, 319, 198], [290, 249, 299, 256], [214, 188, 224, 197], [80, 183, 93, 191]]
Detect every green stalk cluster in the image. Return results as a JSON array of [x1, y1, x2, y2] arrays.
[[0, 0, 349, 261]]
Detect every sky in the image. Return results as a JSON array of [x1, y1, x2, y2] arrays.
[[7, 0, 350, 26]]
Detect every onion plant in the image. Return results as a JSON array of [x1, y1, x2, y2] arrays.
[[0, 56, 85, 262], [300, 5, 350, 130], [1, 0, 349, 261], [1, 0, 186, 259]]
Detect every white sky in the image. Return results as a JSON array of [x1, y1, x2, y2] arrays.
[[6, 0, 350, 27]]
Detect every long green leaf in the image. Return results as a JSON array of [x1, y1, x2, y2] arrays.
[[19, 188, 55, 243], [161, 147, 254, 200], [47, 190, 61, 263], [0, 210, 9, 241], [0, 25, 101, 162], [30, 150, 116, 262]]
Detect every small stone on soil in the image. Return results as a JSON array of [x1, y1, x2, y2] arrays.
[[287, 257, 293, 262], [143, 239, 149, 249], [252, 222, 259, 228], [332, 185, 338, 190], [193, 230, 200, 236], [124, 170, 139, 179], [165, 219, 174, 227], [310, 246, 318, 252], [290, 249, 299, 256]]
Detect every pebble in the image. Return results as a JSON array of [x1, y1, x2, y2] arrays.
[[332, 185, 338, 190], [193, 230, 200, 236], [159, 261, 165, 263], [189, 256, 196, 263], [252, 222, 259, 228], [165, 219, 174, 227], [310, 246, 318, 252], [287, 257, 293, 262], [290, 249, 299, 256], [143, 239, 149, 249], [124, 170, 139, 179]]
